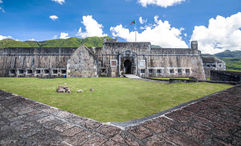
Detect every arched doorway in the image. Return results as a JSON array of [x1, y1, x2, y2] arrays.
[[124, 60, 132, 74]]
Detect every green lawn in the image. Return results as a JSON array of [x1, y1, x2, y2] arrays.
[[0, 78, 232, 122]]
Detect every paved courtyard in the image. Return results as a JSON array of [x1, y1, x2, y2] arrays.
[[0, 85, 241, 146]]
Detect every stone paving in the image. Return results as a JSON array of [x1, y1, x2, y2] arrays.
[[0, 85, 241, 145]]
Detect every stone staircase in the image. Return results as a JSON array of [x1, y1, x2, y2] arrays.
[[124, 74, 141, 79]]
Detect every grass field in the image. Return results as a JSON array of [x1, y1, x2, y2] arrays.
[[0, 78, 232, 122]]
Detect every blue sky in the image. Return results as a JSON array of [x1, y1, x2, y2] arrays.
[[0, 0, 240, 54]]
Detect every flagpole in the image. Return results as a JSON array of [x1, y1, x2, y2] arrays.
[[135, 22, 137, 42]]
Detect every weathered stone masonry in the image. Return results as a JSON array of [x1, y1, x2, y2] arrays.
[[0, 40, 206, 80], [98, 40, 205, 80], [0, 47, 77, 78]]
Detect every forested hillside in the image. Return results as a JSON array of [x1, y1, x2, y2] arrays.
[[0, 36, 112, 48]]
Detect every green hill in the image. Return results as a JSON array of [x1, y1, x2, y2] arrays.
[[0, 36, 112, 49], [0, 39, 32, 48], [215, 50, 241, 71]]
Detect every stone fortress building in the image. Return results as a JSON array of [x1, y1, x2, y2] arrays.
[[0, 39, 223, 80], [202, 56, 226, 78]]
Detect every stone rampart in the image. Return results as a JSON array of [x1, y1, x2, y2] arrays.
[[67, 46, 97, 77], [0, 47, 77, 77], [210, 70, 241, 83]]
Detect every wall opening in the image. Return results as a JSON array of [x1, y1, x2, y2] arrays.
[[61, 69, 66, 74], [53, 70, 58, 74], [178, 69, 182, 75], [36, 70, 41, 74], [27, 70, 33, 74], [186, 69, 190, 75], [19, 69, 24, 74], [124, 59, 132, 74], [10, 69, 16, 74], [44, 69, 50, 74]]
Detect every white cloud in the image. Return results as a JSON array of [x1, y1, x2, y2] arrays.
[[110, 16, 187, 48], [0, 34, 12, 40], [138, 0, 185, 8], [139, 17, 147, 24], [52, 0, 65, 5], [77, 15, 107, 38], [0, 0, 3, 4], [60, 32, 69, 39], [28, 38, 35, 41], [49, 15, 58, 21], [191, 12, 241, 54]]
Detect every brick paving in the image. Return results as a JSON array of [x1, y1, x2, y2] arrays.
[[0, 85, 241, 145]]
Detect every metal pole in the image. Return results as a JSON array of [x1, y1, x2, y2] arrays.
[[135, 24, 137, 42]]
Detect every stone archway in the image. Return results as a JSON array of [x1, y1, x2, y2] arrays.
[[124, 59, 132, 74]]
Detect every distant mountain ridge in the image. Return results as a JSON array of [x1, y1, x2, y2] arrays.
[[0, 36, 112, 48]]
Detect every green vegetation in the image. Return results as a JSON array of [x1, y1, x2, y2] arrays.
[[0, 78, 231, 122], [215, 50, 241, 71], [0, 36, 112, 49]]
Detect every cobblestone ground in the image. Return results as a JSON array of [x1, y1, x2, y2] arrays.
[[0, 85, 241, 146]]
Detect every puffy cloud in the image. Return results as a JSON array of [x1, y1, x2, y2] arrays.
[[139, 17, 147, 24], [0, 34, 12, 40], [49, 15, 58, 21], [60, 32, 69, 39], [138, 0, 185, 8], [28, 38, 35, 41], [0, 0, 3, 4], [52, 0, 65, 5], [191, 12, 241, 54], [77, 15, 107, 38], [110, 16, 188, 48]]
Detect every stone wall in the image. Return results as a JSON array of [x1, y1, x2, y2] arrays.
[[210, 70, 241, 83], [67, 46, 97, 77], [0, 41, 206, 80], [202, 56, 226, 78], [0, 47, 77, 77], [98, 41, 206, 80]]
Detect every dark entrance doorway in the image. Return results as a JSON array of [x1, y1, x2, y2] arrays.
[[124, 60, 132, 74]]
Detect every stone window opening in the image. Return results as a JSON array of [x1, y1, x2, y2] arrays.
[[19, 69, 24, 74], [149, 69, 153, 74], [53, 70, 58, 74], [27, 70, 33, 74], [61, 70, 67, 74], [101, 69, 106, 73], [186, 69, 190, 75], [157, 69, 161, 74], [141, 69, 145, 73], [178, 69, 182, 75], [44, 69, 50, 74], [36, 70, 41, 74], [10, 69, 16, 74], [207, 65, 210, 67], [170, 69, 174, 74]]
